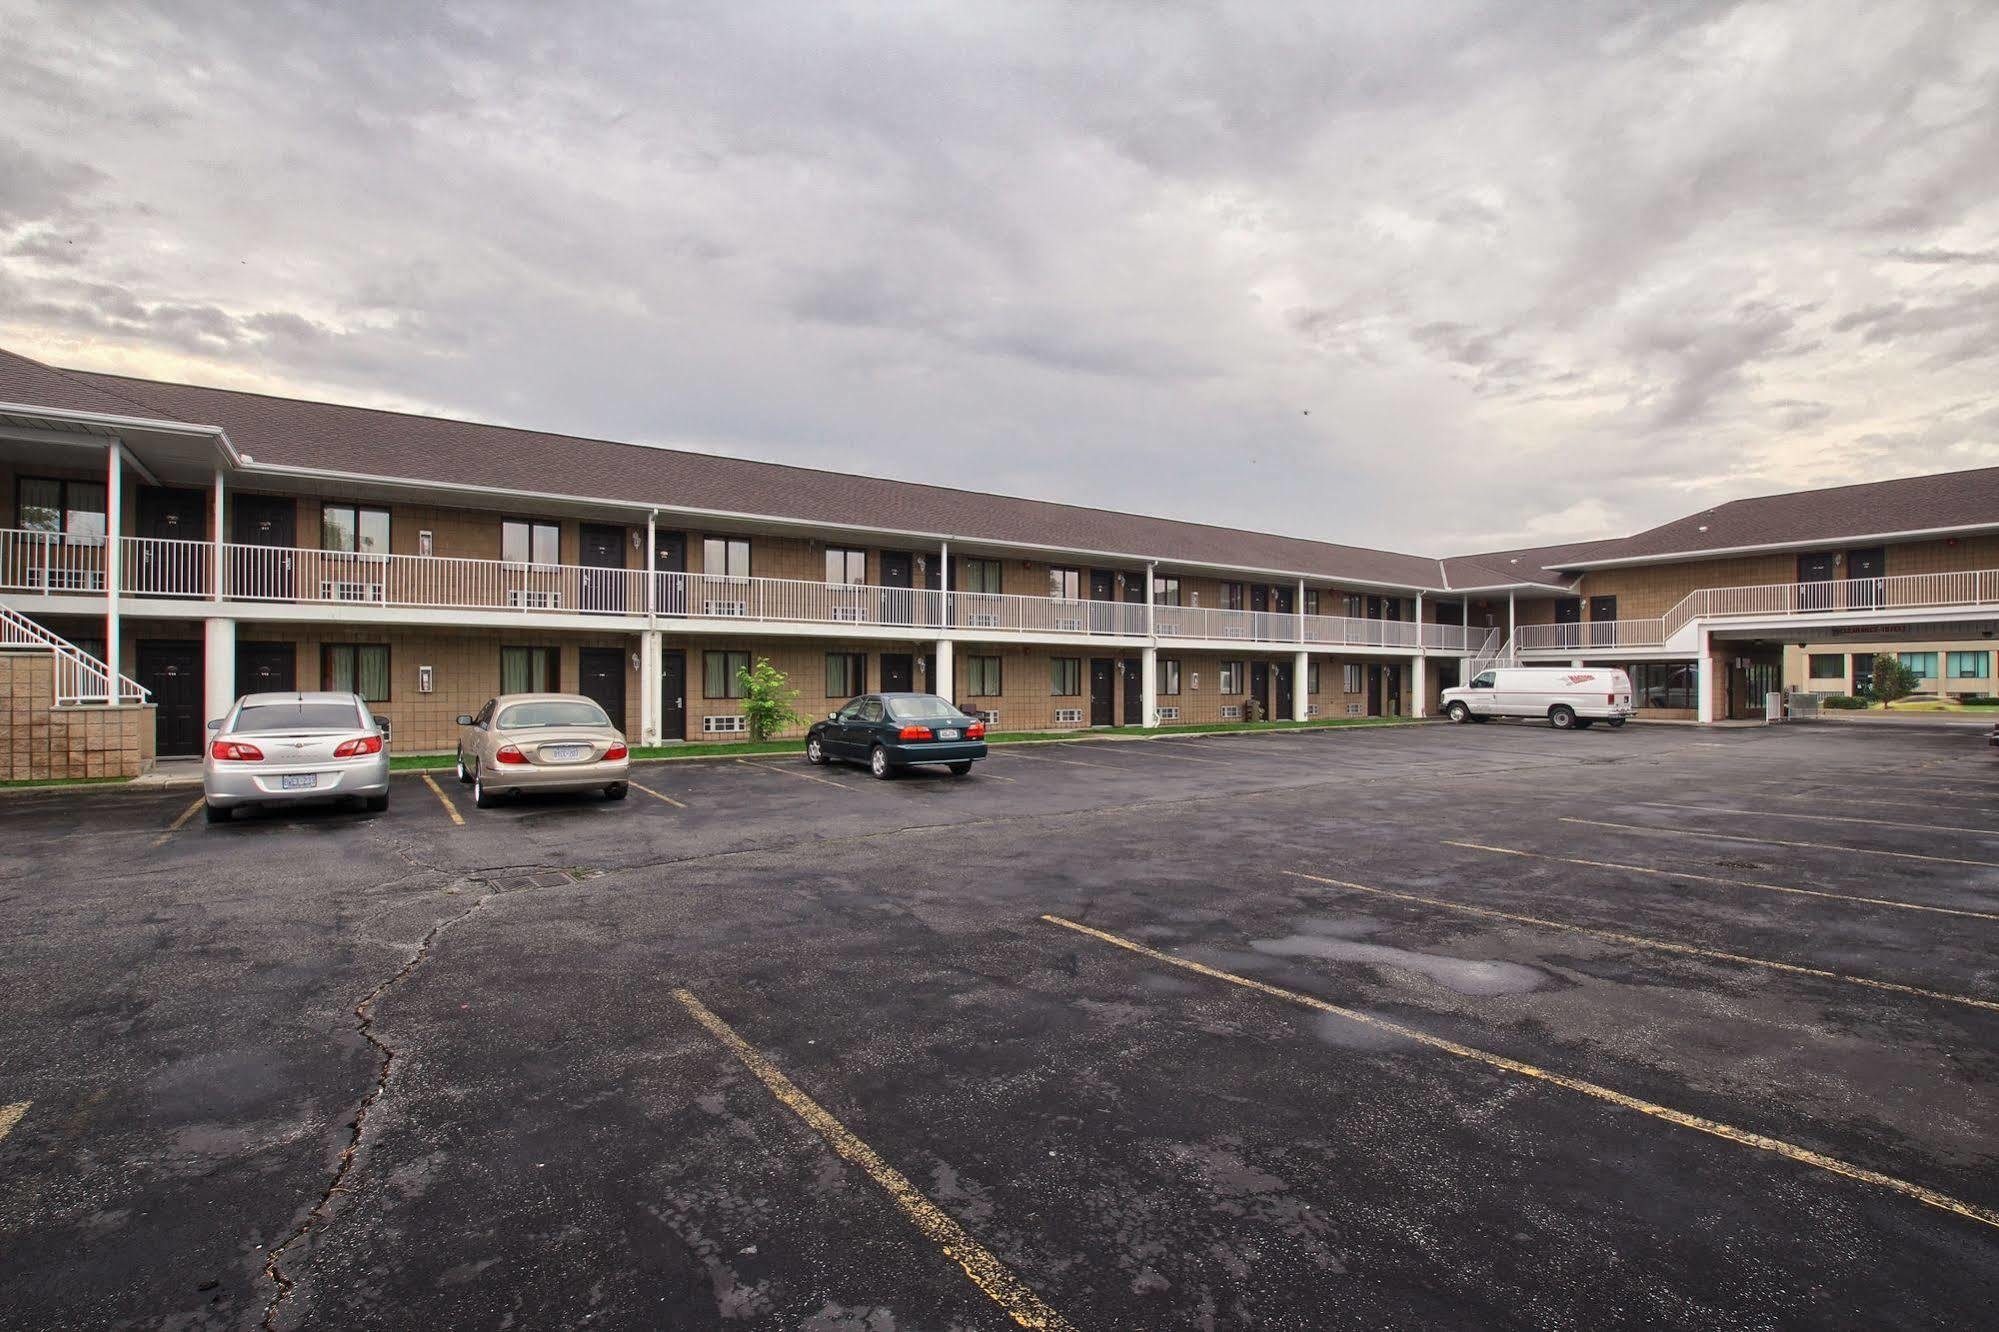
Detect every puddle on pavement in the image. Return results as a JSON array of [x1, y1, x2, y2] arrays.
[[1250, 934, 1546, 996]]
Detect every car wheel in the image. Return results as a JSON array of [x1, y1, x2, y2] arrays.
[[473, 773, 497, 809], [948, 761, 973, 777], [456, 754, 472, 784], [1606, 717, 1627, 729], [606, 782, 628, 800], [1446, 701, 1470, 724], [203, 801, 230, 824], [807, 736, 828, 765], [364, 794, 389, 812], [1549, 705, 1576, 730], [870, 745, 894, 779]]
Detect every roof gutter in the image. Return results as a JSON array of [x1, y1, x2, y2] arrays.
[[1545, 521, 1999, 572]]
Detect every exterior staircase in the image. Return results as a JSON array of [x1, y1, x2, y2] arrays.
[[1, 601, 154, 781]]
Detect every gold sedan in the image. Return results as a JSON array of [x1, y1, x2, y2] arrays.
[[454, 693, 631, 809]]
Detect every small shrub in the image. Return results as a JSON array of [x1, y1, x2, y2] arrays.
[[1870, 658, 1919, 704], [1820, 695, 1869, 710], [735, 658, 805, 742], [1958, 695, 1999, 707]]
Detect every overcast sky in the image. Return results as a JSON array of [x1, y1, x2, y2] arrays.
[[3, 2, 1996, 556]]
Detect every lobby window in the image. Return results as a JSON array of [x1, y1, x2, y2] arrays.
[[704, 650, 751, 698], [703, 537, 751, 578], [1808, 653, 1845, 680], [966, 655, 1002, 696], [323, 644, 390, 702], [16, 477, 106, 539], [500, 646, 558, 694], [825, 548, 867, 585], [1159, 658, 1182, 695], [1948, 651, 1990, 679], [825, 652, 866, 697], [1218, 660, 1244, 694], [502, 519, 560, 565], [1050, 657, 1081, 696], [1898, 652, 1938, 679], [1152, 576, 1182, 606], [1047, 567, 1081, 600], [322, 503, 390, 555], [960, 558, 1003, 594]]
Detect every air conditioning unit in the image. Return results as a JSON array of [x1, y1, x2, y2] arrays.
[[832, 606, 868, 622], [1306, 703, 1321, 717], [1053, 708, 1084, 724], [975, 710, 1000, 727], [1054, 618, 1085, 633], [1158, 706, 1180, 721], [1222, 627, 1248, 639], [1156, 621, 1181, 636], [507, 588, 560, 609], [702, 715, 747, 734], [704, 600, 748, 617], [323, 580, 386, 603], [1221, 704, 1240, 719], [1346, 703, 1362, 716], [967, 612, 1000, 628]]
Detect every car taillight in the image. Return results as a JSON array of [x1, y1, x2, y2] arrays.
[[899, 725, 934, 740], [604, 743, 629, 761], [334, 735, 384, 758], [495, 745, 528, 765], [967, 721, 986, 739], [210, 740, 264, 761]]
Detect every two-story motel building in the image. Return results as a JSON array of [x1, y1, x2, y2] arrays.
[[2, 346, 1996, 778]]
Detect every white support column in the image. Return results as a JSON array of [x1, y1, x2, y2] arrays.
[[1413, 653, 1429, 719], [645, 511, 657, 627], [1507, 591, 1516, 644], [939, 540, 950, 629], [1141, 645, 1159, 727], [211, 469, 227, 602], [104, 439, 123, 699], [1145, 561, 1157, 637], [639, 629, 662, 744], [1295, 578, 1306, 641], [934, 637, 954, 705], [1696, 629, 1715, 725], [204, 616, 236, 723], [1291, 649, 1308, 721]]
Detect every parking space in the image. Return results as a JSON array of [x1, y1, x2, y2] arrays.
[[2, 721, 1995, 1328]]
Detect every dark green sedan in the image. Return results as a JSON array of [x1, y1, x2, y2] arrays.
[[806, 692, 988, 778]]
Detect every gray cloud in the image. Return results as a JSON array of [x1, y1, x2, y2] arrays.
[[0, 0, 1996, 555]]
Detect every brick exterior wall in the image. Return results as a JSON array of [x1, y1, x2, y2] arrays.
[[0, 651, 153, 780]]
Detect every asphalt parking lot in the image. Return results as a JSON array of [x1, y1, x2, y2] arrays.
[[3, 719, 1997, 1329]]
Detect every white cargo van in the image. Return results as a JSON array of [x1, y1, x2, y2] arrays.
[[1442, 667, 1636, 730]]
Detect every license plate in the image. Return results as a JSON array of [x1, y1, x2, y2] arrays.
[[937, 729, 960, 740], [544, 744, 590, 762], [280, 773, 318, 790]]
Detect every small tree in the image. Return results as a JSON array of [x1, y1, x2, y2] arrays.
[[1869, 657, 1919, 706], [736, 657, 805, 742]]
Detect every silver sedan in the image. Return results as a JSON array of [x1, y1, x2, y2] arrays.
[[203, 691, 391, 822], [454, 693, 630, 809]]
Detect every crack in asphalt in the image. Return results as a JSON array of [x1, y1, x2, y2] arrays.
[[258, 864, 575, 1330]]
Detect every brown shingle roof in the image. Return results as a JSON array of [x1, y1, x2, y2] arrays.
[[62, 363, 1451, 588], [0, 348, 178, 422]]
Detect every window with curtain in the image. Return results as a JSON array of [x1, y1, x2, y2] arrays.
[[501, 646, 558, 694], [1050, 657, 1081, 696], [323, 644, 390, 701], [703, 537, 751, 578], [1342, 593, 1365, 618], [1808, 653, 1845, 680], [1152, 576, 1181, 606], [1159, 659, 1182, 695], [503, 519, 560, 565], [825, 548, 867, 584], [1304, 590, 1321, 616], [17, 477, 107, 538], [1308, 662, 1321, 693], [1047, 567, 1081, 600], [1898, 652, 1938, 678], [1343, 664, 1364, 693], [825, 652, 866, 696], [960, 558, 1003, 593], [322, 503, 390, 554], [1221, 582, 1245, 611], [1218, 661, 1244, 693], [966, 655, 1001, 695], [1948, 651, 1990, 679], [704, 650, 750, 698]]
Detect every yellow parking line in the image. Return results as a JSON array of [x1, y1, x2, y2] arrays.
[[1560, 817, 1999, 869], [736, 758, 851, 790], [1038, 914, 1999, 1232], [673, 989, 1076, 1330], [1443, 841, 1999, 922], [151, 797, 205, 847], [0, 1100, 27, 1142], [1285, 870, 1999, 1012], [420, 774, 466, 826], [1634, 801, 1999, 840], [629, 781, 688, 809]]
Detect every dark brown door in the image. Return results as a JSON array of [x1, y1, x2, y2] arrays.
[[1587, 595, 1617, 648], [231, 495, 296, 599], [880, 552, 914, 625], [655, 532, 687, 615], [235, 641, 296, 695], [1274, 586, 1295, 615], [1846, 547, 1885, 608], [138, 639, 203, 755], [1798, 552, 1837, 611], [881, 652, 914, 693], [579, 647, 626, 728], [1089, 569, 1117, 634], [1124, 572, 1145, 604], [1122, 658, 1142, 723], [135, 487, 208, 598], [579, 523, 627, 613], [1384, 664, 1403, 715], [1089, 658, 1114, 725], [1273, 661, 1293, 720], [1554, 598, 1582, 624], [1250, 661, 1270, 718], [1366, 664, 1384, 717], [659, 651, 686, 741]]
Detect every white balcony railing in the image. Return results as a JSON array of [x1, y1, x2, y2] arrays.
[[1, 530, 108, 595], [1516, 619, 1667, 652]]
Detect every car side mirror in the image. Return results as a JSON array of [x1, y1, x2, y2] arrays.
[[376, 717, 392, 739], [456, 714, 474, 727], [206, 718, 223, 730], [828, 711, 839, 720]]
